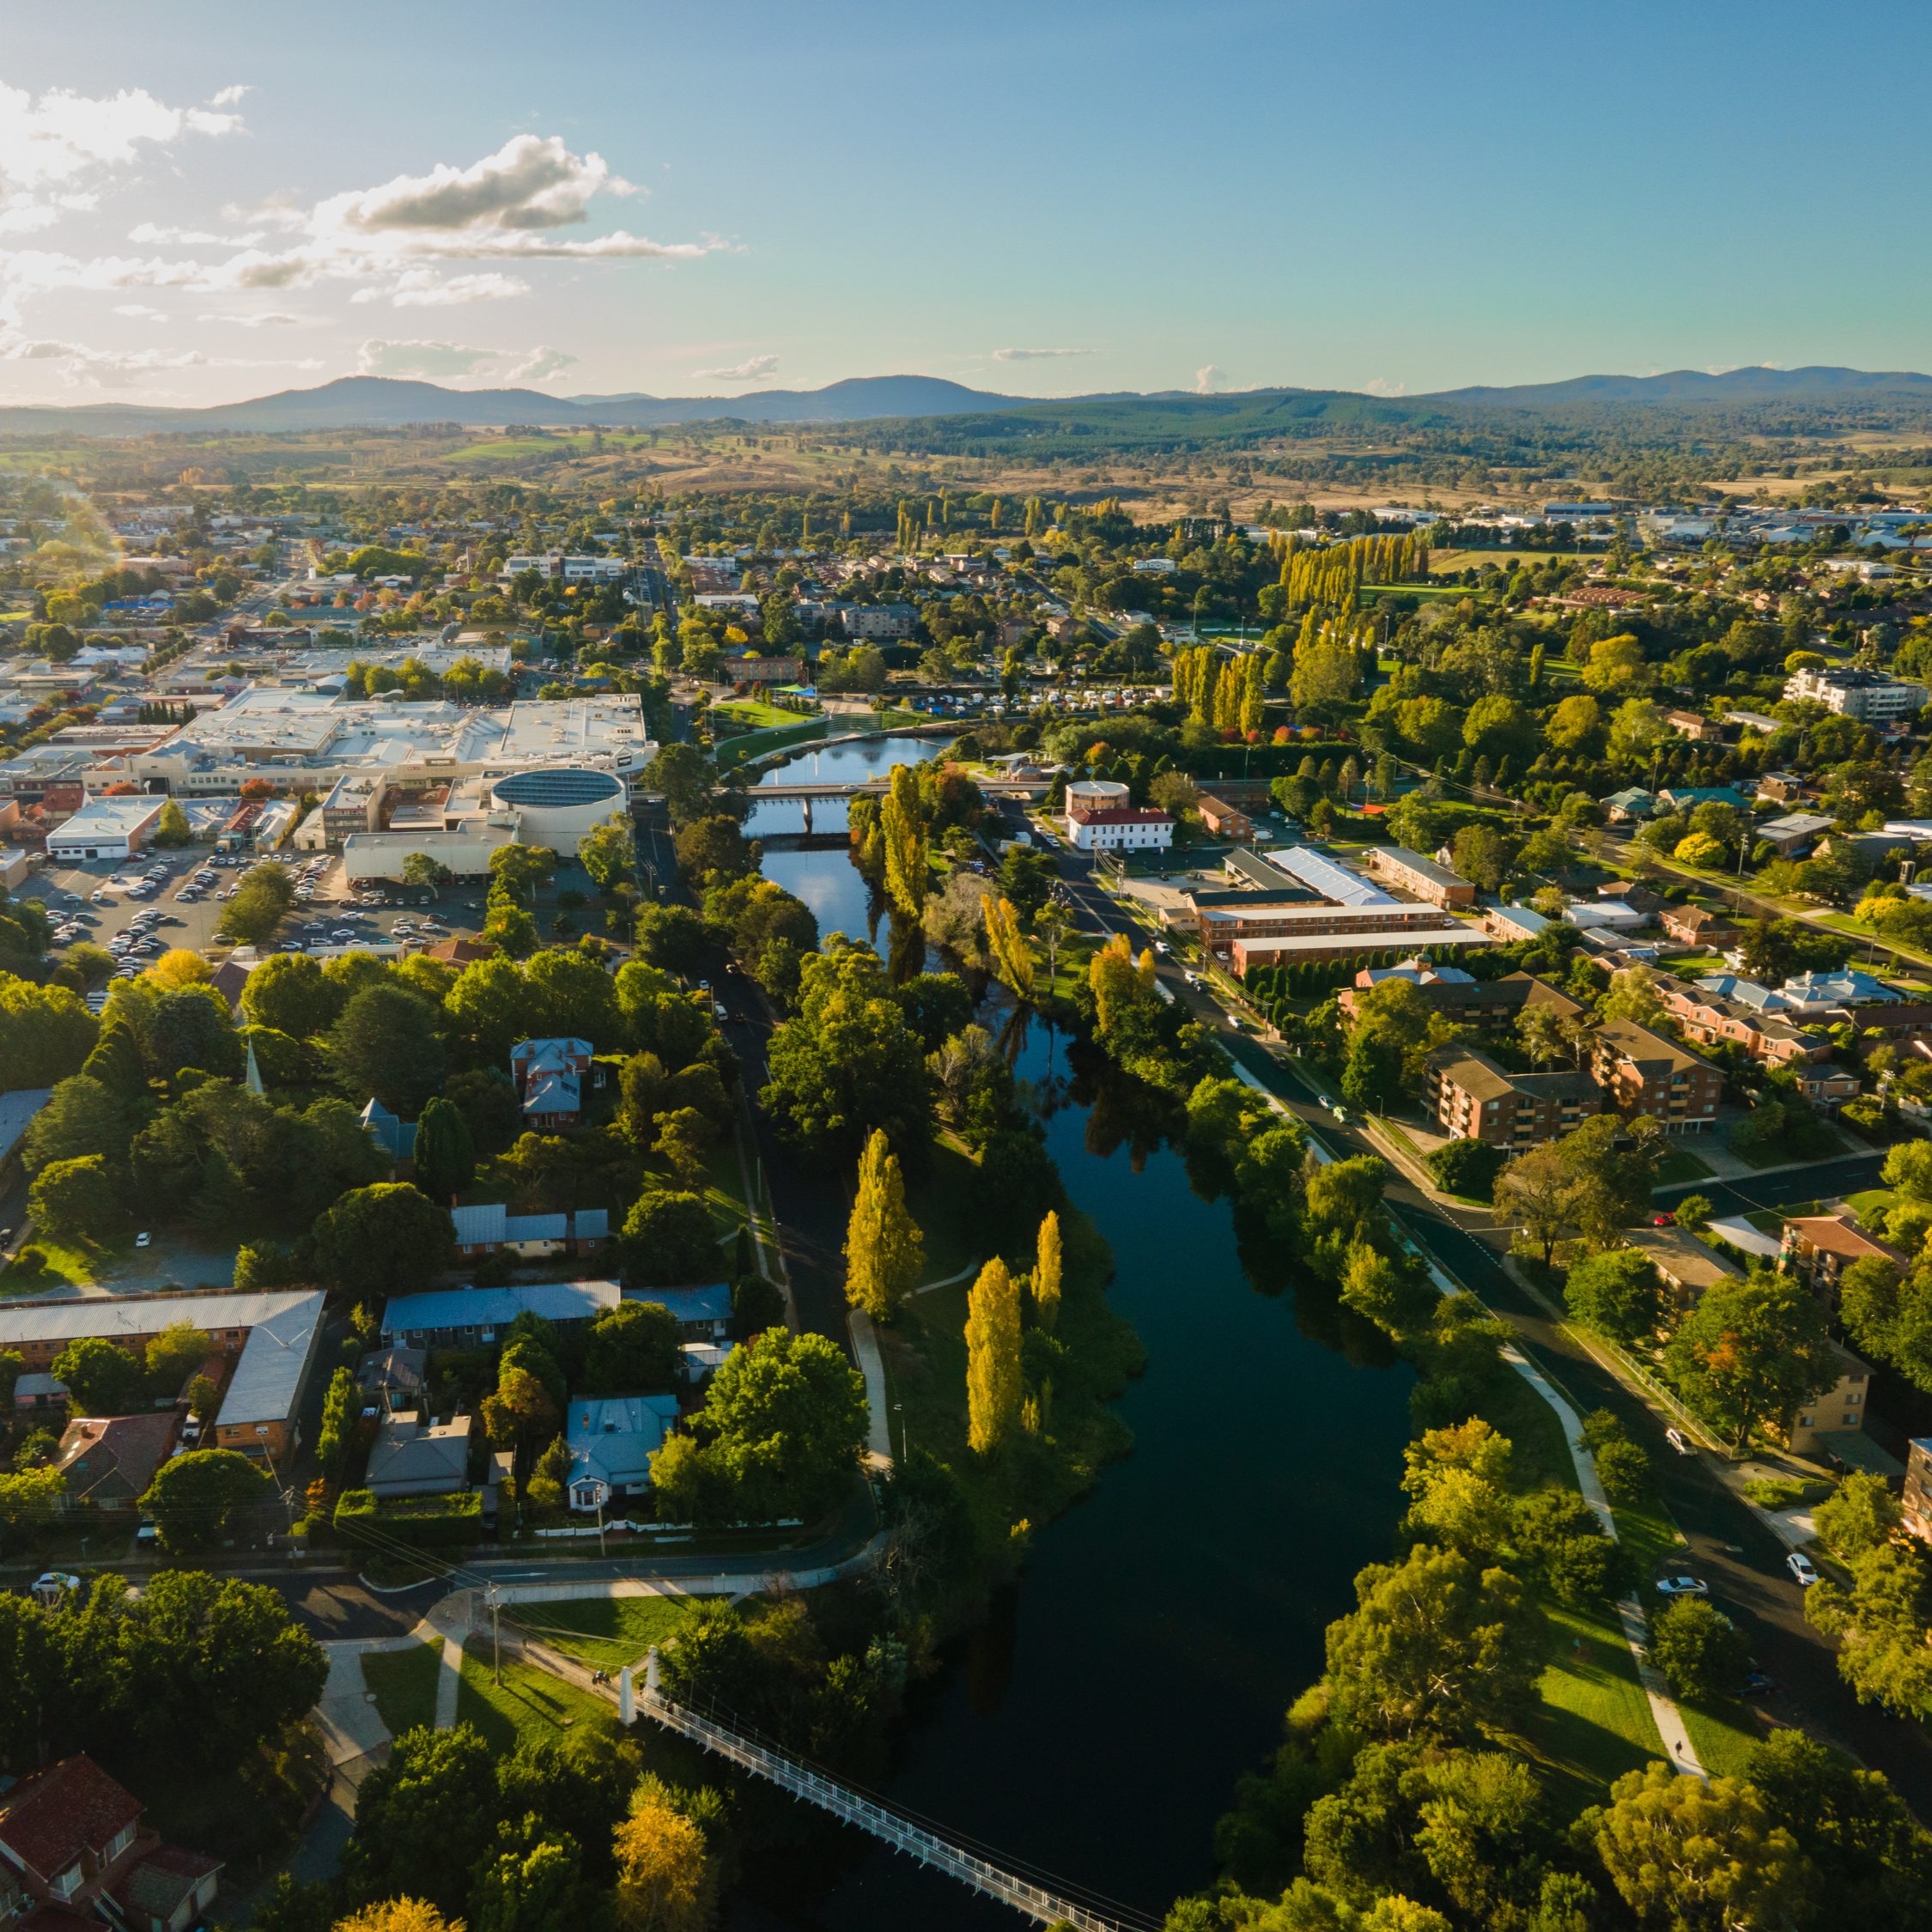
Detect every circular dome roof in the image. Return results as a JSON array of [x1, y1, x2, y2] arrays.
[[492, 768, 623, 808]]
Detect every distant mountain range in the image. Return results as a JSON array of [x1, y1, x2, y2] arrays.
[[2, 364, 1929, 440]]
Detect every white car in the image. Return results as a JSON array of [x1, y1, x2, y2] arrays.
[[1787, 1552, 1820, 1588], [135, 1232, 150, 1249], [1654, 1576, 1708, 1598]]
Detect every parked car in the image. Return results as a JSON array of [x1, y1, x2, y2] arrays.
[[135, 1232, 150, 1249], [1787, 1552, 1819, 1587], [1665, 1428, 1692, 1455], [1654, 1576, 1708, 1598]]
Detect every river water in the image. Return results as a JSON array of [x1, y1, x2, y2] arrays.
[[736, 742, 1418, 1930]]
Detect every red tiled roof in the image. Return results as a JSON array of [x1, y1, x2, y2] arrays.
[[1066, 806, 1173, 825], [0, 1757, 142, 1880], [111, 1844, 222, 1919]]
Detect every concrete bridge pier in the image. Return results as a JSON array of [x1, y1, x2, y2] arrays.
[[801, 797, 813, 834]]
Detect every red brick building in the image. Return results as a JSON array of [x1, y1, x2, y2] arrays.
[[1589, 1019, 1724, 1132], [1421, 1047, 1604, 1149]]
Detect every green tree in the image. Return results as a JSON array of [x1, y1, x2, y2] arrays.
[[52, 1334, 144, 1413], [21, 1075, 129, 1176], [1838, 1255, 1932, 1390], [342, 1723, 499, 1917], [1032, 1210, 1061, 1334], [316, 1365, 357, 1480], [1564, 1249, 1662, 1346], [621, 1189, 718, 1285], [144, 1317, 213, 1395], [240, 950, 348, 1039], [412, 1096, 475, 1203], [843, 1128, 924, 1322], [690, 1327, 866, 1522], [0, 977, 98, 1089], [219, 862, 296, 945], [1665, 1271, 1839, 1451], [1807, 1540, 1932, 1716], [643, 743, 733, 826], [1650, 1595, 1750, 1700], [29, 1154, 121, 1242], [633, 904, 710, 976], [401, 853, 454, 896], [577, 817, 635, 894], [1324, 1544, 1550, 1742], [323, 986, 446, 1115], [313, 1184, 457, 1303], [1583, 1762, 1808, 1932], [673, 815, 754, 887], [139, 1447, 273, 1553], [1340, 1031, 1401, 1113], [581, 1299, 681, 1391]]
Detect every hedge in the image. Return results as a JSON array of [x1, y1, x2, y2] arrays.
[[334, 1487, 483, 1550]]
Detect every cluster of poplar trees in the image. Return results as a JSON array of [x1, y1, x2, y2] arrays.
[[1172, 644, 1268, 733]]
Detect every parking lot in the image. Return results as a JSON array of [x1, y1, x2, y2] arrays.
[[32, 848, 497, 977]]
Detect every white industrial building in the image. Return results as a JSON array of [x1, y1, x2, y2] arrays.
[[44, 796, 163, 861], [1783, 666, 1929, 722]]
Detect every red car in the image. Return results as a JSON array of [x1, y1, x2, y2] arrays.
[[1653, 1212, 1676, 1227]]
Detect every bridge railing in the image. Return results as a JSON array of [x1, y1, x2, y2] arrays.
[[637, 1680, 1130, 1932]]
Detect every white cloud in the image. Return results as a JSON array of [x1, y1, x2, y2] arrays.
[[196, 311, 299, 326], [367, 269, 532, 307], [221, 195, 307, 231], [993, 346, 1093, 361], [1194, 365, 1229, 393], [0, 82, 244, 189], [0, 204, 60, 234], [113, 303, 167, 319], [355, 338, 502, 380], [1363, 378, 1406, 398], [316, 134, 635, 239], [208, 86, 252, 108], [693, 353, 778, 382], [2, 337, 208, 388], [502, 345, 577, 383], [129, 222, 264, 246]]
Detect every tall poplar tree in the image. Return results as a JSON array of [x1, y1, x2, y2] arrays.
[[1033, 1211, 1062, 1334], [844, 1128, 924, 1321], [965, 1256, 1023, 1455], [981, 895, 1036, 1000], [881, 764, 927, 915]]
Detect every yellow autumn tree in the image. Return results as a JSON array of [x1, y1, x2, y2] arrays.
[[981, 894, 1036, 1000], [1087, 932, 1143, 1036], [881, 764, 927, 914], [843, 1127, 924, 1321], [965, 1256, 1023, 1455], [1239, 653, 1267, 736], [145, 948, 215, 989], [332, 1904, 459, 1932], [614, 1798, 717, 1932], [1032, 1210, 1062, 1333]]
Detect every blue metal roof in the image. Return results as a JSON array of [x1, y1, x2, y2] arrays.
[[382, 1281, 622, 1336]]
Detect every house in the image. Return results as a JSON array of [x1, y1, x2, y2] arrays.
[[1780, 1213, 1907, 1307], [1338, 969, 1583, 1038], [450, 1204, 610, 1258], [380, 1280, 623, 1351], [1756, 812, 1836, 858], [1564, 899, 1647, 930], [1727, 714, 1785, 739], [1602, 788, 1656, 823], [52, 1413, 176, 1513], [360, 1097, 417, 1171], [629, 1282, 733, 1345], [1064, 804, 1174, 854], [1664, 710, 1722, 741], [1624, 1225, 1743, 1307], [357, 1346, 427, 1412], [510, 1037, 593, 1128], [1785, 1339, 1874, 1457], [1589, 1019, 1724, 1132], [1365, 847, 1478, 910], [1485, 904, 1550, 942], [12, 1372, 67, 1416], [421, 936, 498, 964], [1649, 972, 1835, 1073], [1654, 786, 1752, 817], [1421, 1047, 1603, 1149], [0, 1756, 220, 1932], [1658, 905, 1739, 947], [564, 1394, 683, 1513], [1780, 969, 1901, 1014], [1352, 960, 1474, 989], [1755, 771, 1811, 803], [364, 1413, 472, 1498], [1195, 796, 1253, 840]]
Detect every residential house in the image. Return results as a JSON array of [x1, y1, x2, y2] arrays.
[[510, 1037, 593, 1128], [1352, 960, 1474, 989], [12, 1371, 66, 1416], [0, 1756, 220, 1932], [364, 1413, 472, 1498], [564, 1394, 682, 1513], [1421, 1047, 1603, 1149], [1755, 771, 1811, 803], [380, 1280, 623, 1351], [1654, 786, 1752, 817], [449, 1204, 610, 1258], [1727, 714, 1784, 739], [357, 1346, 427, 1413], [52, 1413, 176, 1514], [1195, 795, 1253, 840], [1658, 905, 1739, 948], [1781, 1213, 1908, 1309], [1756, 812, 1836, 858], [421, 936, 498, 965], [1785, 1339, 1874, 1457], [1484, 904, 1550, 943], [1064, 804, 1174, 854], [1664, 709, 1722, 741], [1648, 972, 1844, 1089], [631, 1282, 734, 1346], [1365, 847, 1479, 910], [1780, 969, 1902, 1015], [1564, 899, 1647, 930], [1589, 1018, 1724, 1132], [359, 1097, 417, 1174], [1624, 1225, 1744, 1309], [1602, 788, 1656, 822]]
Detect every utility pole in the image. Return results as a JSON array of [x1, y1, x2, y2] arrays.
[[488, 1583, 502, 1686]]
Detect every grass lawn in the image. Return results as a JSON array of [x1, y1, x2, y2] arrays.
[[454, 1642, 616, 1752], [1816, 912, 1932, 968], [713, 698, 802, 731], [1843, 1188, 1893, 1229], [1, 1234, 121, 1295], [361, 1639, 443, 1738], [1522, 1601, 1668, 1814], [507, 1593, 698, 1671], [904, 1135, 984, 1285], [1731, 1127, 1854, 1169], [701, 1139, 750, 1241], [1651, 1148, 1716, 1187], [1679, 1694, 1768, 1780]]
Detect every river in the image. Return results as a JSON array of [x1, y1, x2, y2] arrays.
[[734, 742, 1418, 1930]]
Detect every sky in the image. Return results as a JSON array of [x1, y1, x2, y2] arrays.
[[3, 0, 1932, 411]]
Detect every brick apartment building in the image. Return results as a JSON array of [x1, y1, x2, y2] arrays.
[[1339, 969, 1584, 1037], [1421, 1047, 1604, 1148], [1589, 1018, 1724, 1132], [1365, 846, 1479, 910]]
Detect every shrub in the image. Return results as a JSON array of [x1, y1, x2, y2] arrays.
[[9, 1246, 46, 1275], [1426, 1138, 1505, 1199], [1595, 1437, 1656, 1506], [334, 1488, 483, 1549], [1650, 1596, 1749, 1700]]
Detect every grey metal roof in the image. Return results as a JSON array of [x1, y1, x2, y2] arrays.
[[1268, 844, 1398, 907], [0, 1288, 315, 1348], [213, 1291, 326, 1429], [574, 1208, 610, 1241], [505, 1212, 568, 1242], [382, 1280, 623, 1336], [451, 1203, 507, 1246], [1376, 846, 1464, 890], [0, 1090, 52, 1165]]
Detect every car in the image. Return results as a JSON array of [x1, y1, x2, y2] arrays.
[[1154, 941, 1170, 955], [1654, 1576, 1708, 1598], [1787, 1552, 1820, 1587], [714, 1001, 730, 1021], [1182, 970, 1200, 987], [1665, 1428, 1692, 1455], [1652, 1212, 1676, 1227], [134, 1232, 150, 1249]]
